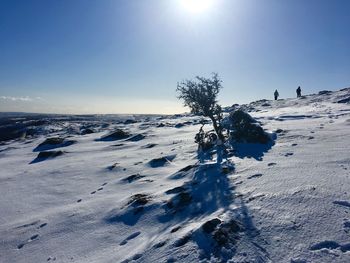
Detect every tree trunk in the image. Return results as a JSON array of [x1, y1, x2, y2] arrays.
[[209, 115, 224, 142]]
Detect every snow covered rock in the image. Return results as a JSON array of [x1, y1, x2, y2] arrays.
[[33, 137, 76, 152], [31, 150, 64, 163], [98, 129, 130, 141]]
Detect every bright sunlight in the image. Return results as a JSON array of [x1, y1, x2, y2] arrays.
[[180, 0, 214, 14]]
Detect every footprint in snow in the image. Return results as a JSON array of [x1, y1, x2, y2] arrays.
[[290, 258, 307, 263], [90, 191, 96, 195], [248, 173, 263, 179], [333, 200, 350, 208], [39, 223, 47, 228], [340, 165, 348, 171], [171, 226, 181, 233], [310, 240, 340, 251], [16, 221, 40, 229], [247, 194, 265, 202], [119, 231, 141, 246], [17, 243, 25, 249], [310, 240, 350, 252], [17, 234, 40, 249], [30, 234, 39, 240], [132, 254, 142, 260], [153, 241, 166, 248]]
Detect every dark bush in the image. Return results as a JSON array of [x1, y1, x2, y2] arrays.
[[228, 109, 270, 144]]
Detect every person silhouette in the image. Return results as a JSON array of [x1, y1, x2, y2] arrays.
[[274, 89, 279, 100], [296, 86, 302, 98]]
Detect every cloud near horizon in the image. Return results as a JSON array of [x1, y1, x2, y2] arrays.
[[0, 96, 43, 102]]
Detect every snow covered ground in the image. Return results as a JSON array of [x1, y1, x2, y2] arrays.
[[1, 88, 350, 263]]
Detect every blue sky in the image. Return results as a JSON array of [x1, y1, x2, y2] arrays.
[[0, 0, 349, 114]]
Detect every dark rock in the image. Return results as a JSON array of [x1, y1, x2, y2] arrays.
[[124, 119, 137, 125], [37, 150, 64, 159], [183, 121, 193, 125], [127, 194, 151, 207], [126, 134, 145, 142], [31, 150, 64, 163], [34, 137, 75, 152], [99, 129, 130, 141], [81, 128, 94, 135], [0, 117, 47, 142], [212, 219, 243, 246], [221, 166, 234, 174], [171, 226, 181, 233], [40, 137, 64, 145], [149, 155, 176, 168], [167, 192, 192, 210], [174, 123, 185, 128], [107, 162, 119, 170], [178, 165, 196, 172], [318, 90, 332, 95], [174, 234, 191, 247], [122, 174, 145, 183], [338, 97, 350, 104], [202, 218, 222, 233], [165, 186, 185, 195], [142, 143, 157, 149]]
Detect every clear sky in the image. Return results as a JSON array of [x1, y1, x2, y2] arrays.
[[0, 0, 349, 114]]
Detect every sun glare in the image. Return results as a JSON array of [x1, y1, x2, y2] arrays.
[[180, 0, 213, 14]]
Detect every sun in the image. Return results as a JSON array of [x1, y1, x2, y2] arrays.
[[180, 0, 213, 14]]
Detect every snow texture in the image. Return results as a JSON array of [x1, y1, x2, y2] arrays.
[[1, 88, 350, 262]]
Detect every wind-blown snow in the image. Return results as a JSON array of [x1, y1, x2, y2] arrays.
[[0, 88, 350, 262]]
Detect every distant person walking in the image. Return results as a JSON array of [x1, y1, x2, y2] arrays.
[[274, 89, 279, 100], [296, 86, 302, 98]]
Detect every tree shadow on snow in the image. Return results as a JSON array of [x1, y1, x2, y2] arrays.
[[156, 150, 267, 261], [231, 141, 275, 161], [105, 146, 266, 262], [159, 161, 235, 223]]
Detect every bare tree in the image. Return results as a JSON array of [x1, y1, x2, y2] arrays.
[[176, 73, 224, 141]]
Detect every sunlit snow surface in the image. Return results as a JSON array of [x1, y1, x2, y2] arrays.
[[1, 88, 350, 262]]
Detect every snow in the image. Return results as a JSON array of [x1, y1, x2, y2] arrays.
[[0, 88, 350, 262]]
